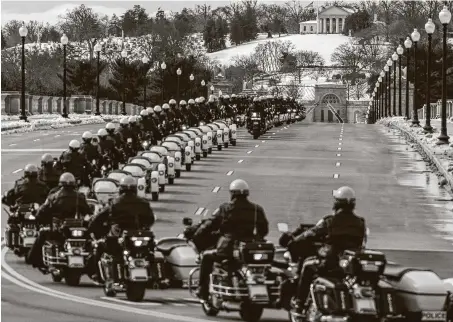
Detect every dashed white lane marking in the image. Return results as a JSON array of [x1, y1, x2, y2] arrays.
[[339, 142, 342, 146], [338, 147, 342, 150], [337, 153, 341, 157], [333, 174, 340, 179], [238, 160, 244, 163], [261, 140, 265, 143], [247, 151, 253, 154], [12, 169, 23, 174], [272, 133, 276, 135], [339, 138, 342, 141], [336, 162, 341, 167], [195, 207, 205, 216], [226, 170, 234, 176], [255, 145, 259, 148], [8, 144, 17, 146], [212, 186, 220, 193], [33, 139, 40, 141], [55, 135, 60, 137], [101, 297, 161, 306]]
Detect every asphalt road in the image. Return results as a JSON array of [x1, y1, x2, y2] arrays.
[[2, 122, 453, 322]]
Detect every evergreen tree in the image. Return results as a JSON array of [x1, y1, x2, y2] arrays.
[[342, 10, 372, 35], [109, 58, 144, 102], [1, 31, 7, 49], [230, 16, 244, 46], [203, 18, 216, 52]]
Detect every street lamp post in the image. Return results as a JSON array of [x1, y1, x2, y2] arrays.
[[210, 85, 214, 95], [383, 66, 389, 117], [61, 33, 69, 118], [189, 73, 194, 97], [392, 52, 398, 116], [397, 45, 404, 116], [378, 76, 383, 118], [410, 28, 421, 126], [437, 6, 451, 145], [374, 87, 378, 122], [19, 24, 28, 122], [201, 80, 205, 97], [94, 42, 102, 115], [424, 19, 435, 133], [376, 81, 381, 119], [121, 49, 127, 115], [386, 58, 393, 116], [142, 56, 149, 109], [176, 68, 182, 104], [160, 62, 166, 101], [404, 37, 412, 120]]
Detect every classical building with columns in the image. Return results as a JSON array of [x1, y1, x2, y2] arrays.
[[300, 6, 355, 34]]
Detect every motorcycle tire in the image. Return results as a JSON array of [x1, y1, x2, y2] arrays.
[[217, 145, 222, 151], [208, 148, 212, 154], [152, 192, 159, 201], [126, 282, 146, 302], [203, 151, 208, 158], [202, 300, 219, 317], [159, 185, 165, 193], [168, 177, 174, 185], [65, 269, 82, 286], [103, 282, 116, 297], [253, 134, 259, 140], [196, 154, 201, 161], [232, 141, 236, 146], [186, 164, 192, 171], [239, 303, 263, 322], [224, 143, 228, 148], [51, 273, 63, 283], [175, 170, 181, 178]]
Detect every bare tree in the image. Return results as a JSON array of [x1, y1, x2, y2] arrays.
[[252, 40, 296, 72]]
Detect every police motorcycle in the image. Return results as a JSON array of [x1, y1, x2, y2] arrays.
[[250, 112, 262, 140], [198, 124, 214, 155], [184, 219, 284, 322], [124, 159, 160, 201], [181, 130, 199, 163], [3, 203, 40, 262], [106, 170, 147, 199], [161, 141, 183, 179], [214, 121, 231, 149], [276, 223, 453, 322], [99, 227, 155, 302], [186, 128, 205, 160], [137, 150, 171, 188]]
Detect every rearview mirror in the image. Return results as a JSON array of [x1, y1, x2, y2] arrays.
[[277, 223, 289, 233], [182, 217, 193, 226]]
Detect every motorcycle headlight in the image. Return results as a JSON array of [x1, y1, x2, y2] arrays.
[[142, 142, 149, 148], [253, 253, 268, 261], [283, 251, 291, 262], [71, 230, 83, 237], [134, 240, 143, 247], [101, 165, 107, 171], [25, 229, 35, 237]]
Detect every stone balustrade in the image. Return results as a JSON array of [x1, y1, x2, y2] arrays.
[[1, 92, 144, 116], [419, 99, 453, 120]]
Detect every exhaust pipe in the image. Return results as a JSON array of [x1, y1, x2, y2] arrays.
[[221, 301, 241, 311]]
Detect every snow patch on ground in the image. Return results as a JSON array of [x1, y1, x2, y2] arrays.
[[207, 34, 351, 66]]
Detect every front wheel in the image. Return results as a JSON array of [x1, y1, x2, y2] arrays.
[[224, 143, 229, 148], [239, 303, 263, 322], [103, 281, 116, 297], [175, 170, 181, 178], [65, 269, 82, 286], [203, 151, 208, 158], [51, 273, 63, 283], [126, 282, 146, 302], [217, 145, 222, 151], [231, 140, 236, 146], [185, 164, 192, 171], [253, 134, 259, 140], [196, 154, 201, 161], [168, 177, 174, 185], [159, 185, 165, 193], [152, 192, 159, 201], [208, 148, 212, 154], [202, 300, 219, 317]]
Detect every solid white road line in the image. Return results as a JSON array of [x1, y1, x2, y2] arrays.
[[12, 169, 23, 174], [212, 186, 220, 193], [8, 143, 17, 146], [2, 149, 65, 152], [226, 170, 234, 176], [333, 174, 340, 179], [238, 160, 244, 163], [195, 207, 205, 216], [100, 297, 161, 306]]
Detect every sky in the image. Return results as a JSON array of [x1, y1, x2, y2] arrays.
[[1, 0, 314, 26]]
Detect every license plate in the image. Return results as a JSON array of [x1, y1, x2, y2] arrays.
[[248, 284, 269, 302], [130, 268, 148, 280], [422, 311, 446, 321], [23, 237, 36, 247], [68, 256, 84, 268], [354, 298, 377, 314]]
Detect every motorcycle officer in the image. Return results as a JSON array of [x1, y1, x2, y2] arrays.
[[196, 179, 269, 301], [97, 129, 121, 168], [80, 131, 101, 164], [27, 172, 93, 271], [38, 154, 61, 190], [117, 117, 132, 147], [105, 123, 121, 146], [86, 176, 155, 281], [279, 186, 367, 311], [59, 140, 87, 184]]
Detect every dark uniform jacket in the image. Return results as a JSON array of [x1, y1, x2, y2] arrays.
[[36, 188, 93, 225], [59, 150, 86, 179], [38, 166, 61, 191], [87, 193, 155, 239], [209, 198, 269, 257], [80, 142, 100, 163], [3, 178, 49, 207]]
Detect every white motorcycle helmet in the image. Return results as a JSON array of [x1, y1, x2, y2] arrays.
[[97, 128, 108, 137], [180, 100, 187, 106], [154, 105, 162, 113], [128, 116, 137, 124], [188, 99, 195, 105], [169, 99, 177, 105], [146, 107, 154, 115], [69, 139, 81, 150], [162, 103, 170, 110], [120, 117, 129, 126], [140, 109, 149, 117], [82, 131, 92, 142], [105, 122, 115, 132]]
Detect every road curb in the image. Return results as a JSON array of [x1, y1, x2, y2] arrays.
[[383, 119, 453, 194]]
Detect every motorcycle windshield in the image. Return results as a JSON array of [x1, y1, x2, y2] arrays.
[[161, 142, 179, 152], [151, 147, 169, 156], [129, 159, 152, 170], [93, 180, 119, 204], [107, 172, 127, 183], [141, 153, 162, 163], [122, 165, 145, 177]]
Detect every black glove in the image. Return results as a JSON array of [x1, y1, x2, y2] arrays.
[[279, 232, 294, 248]]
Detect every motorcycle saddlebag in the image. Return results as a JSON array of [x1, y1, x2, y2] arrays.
[[5, 226, 20, 248], [384, 266, 449, 313], [165, 245, 198, 285]]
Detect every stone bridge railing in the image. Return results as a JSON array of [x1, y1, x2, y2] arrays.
[[1, 92, 144, 116], [419, 99, 453, 120]]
